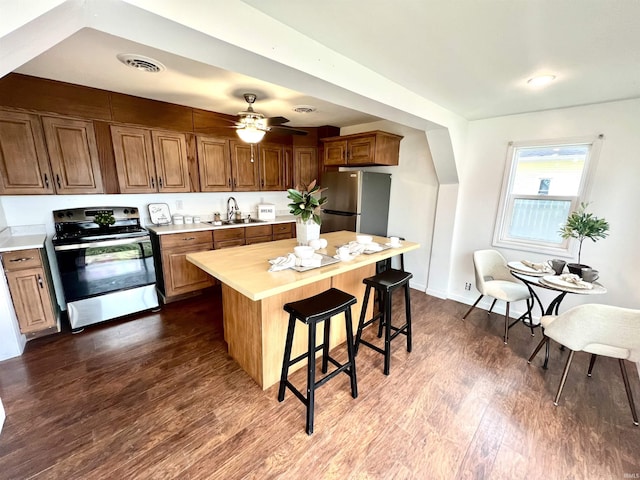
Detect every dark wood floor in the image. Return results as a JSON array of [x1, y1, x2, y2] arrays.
[[0, 287, 639, 479]]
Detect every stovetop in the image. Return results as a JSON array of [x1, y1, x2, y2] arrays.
[[52, 206, 148, 244]]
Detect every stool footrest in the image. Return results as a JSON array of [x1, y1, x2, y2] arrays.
[[357, 339, 386, 356], [287, 344, 325, 368]]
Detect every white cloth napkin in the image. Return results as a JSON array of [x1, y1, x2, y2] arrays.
[[268, 253, 297, 272], [521, 260, 552, 273], [268, 253, 323, 271], [558, 273, 594, 289]]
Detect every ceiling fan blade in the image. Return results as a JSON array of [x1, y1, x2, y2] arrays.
[[267, 116, 290, 126], [270, 125, 308, 136]]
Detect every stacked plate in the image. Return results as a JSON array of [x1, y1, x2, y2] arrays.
[[507, 261, 552, 277]]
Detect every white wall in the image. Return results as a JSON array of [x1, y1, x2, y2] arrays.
[[449, 98, 640, 315], [340, 120, 438, 291]]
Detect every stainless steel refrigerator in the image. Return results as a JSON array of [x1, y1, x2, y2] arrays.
[[320, 171, 391, 235]]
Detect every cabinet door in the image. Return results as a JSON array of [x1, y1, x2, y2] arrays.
[[6, 267, 56, 333], [0, 110, 54, 194], [152, 130, 190, 193], [161, 244, 214, 297], [347, 136, 375, 165], [293, 146, 318, 189], [259, 143, 284, 191], [197, 136, 232, 191], [41, 116, 103, 194], [111, 125, 157, 193], [229, 141, 260, 191], [323, 140, 347, 166]]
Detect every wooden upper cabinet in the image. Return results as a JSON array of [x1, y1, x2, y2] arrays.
[[293, 146, 318, 189], [229, 140, 260, 191], [111, 125, 190, 193], [111, 125, 156, 193], [41, 116, 103, 194], [0, 110, 54, 194], [321, 131, 403, 167], [323, 139, 348, 166], [151, 130, 190, 192], [197, 135, 232, 192], [259, 143, 285, 191]]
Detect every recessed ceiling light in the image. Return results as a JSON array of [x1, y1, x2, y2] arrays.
[[293, 105, 317, 113], [117, 53, 165, 73], [527, 74, 556, 87]]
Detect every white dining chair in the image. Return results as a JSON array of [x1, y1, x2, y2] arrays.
[[462, 249, 531, 344], [529, 304, 640, 426]]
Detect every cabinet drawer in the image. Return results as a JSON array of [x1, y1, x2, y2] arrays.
[[213, 228, 245, 242], [214, 239, 245, 249], [273, 233, 293, 241], [273, 223, 294, 235], [2, 249, 42, 271], [160, 231, 213, 249], [245, 235, 272, 245], [246, 224, 272, 238]]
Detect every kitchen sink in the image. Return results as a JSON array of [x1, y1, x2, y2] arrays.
[[203, 218, 266, 225]]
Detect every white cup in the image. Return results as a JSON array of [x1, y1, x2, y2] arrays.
[[308, 239, 322, 250], [337, 246, 351, 260], [389, 236, 400, 246]]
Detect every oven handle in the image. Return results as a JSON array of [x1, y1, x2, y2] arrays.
[[54, 236, 151, 251]]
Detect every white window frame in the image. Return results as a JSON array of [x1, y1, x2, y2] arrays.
[[492, 134, 603, 257]]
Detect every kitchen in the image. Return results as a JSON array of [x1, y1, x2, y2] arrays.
[[1, 2, 640, 478]]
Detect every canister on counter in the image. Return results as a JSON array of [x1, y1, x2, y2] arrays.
[[172, 214, 184, 225]]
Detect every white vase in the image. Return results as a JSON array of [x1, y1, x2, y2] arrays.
[[296, 218, 320, 245]]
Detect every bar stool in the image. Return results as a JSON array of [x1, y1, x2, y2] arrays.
[[278, 288, 358, 435], [354, 268, 413, 375]]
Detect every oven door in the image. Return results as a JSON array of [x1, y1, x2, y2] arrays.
[[54, 236, 156, 303]]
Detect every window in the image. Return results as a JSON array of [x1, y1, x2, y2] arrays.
[[493, 135, 602, 255]]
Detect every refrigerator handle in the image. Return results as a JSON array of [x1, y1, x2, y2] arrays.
[[322, 209, 357, 216]]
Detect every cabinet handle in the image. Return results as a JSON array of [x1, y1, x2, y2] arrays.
[[151, 177, 156, 188], [261, 179, 264, 187], [183, 237, 196, 241], [38, 274, 44, 288], [44, 174, 49, 188], [9, 257, 34, 263], [228, 178, 231, 187], [159, 177, 163, 188], [56, 174, 61, 189], [233, 178, 237, 187]]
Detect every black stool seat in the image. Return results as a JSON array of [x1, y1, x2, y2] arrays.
[[364, 268, 412, 292], [355, 268, 413, 375], [284, 288, 356, 324], [278, 287, 358, 435]]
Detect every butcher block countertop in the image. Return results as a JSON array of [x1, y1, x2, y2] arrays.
[[187, 230, 419, 301]]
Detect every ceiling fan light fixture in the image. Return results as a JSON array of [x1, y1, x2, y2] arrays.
[[237, 126, 266, 144], [527, 74, 556, 88]]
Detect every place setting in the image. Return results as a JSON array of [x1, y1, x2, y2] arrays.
[[268, 243, 339, 272], [334, 234, 392, 261], [507, 259, 556, 276]]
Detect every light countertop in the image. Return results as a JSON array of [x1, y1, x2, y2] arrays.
[[146, 215, 297, 235], [0, 226, 47, 252], [186, 230, 419, 301]]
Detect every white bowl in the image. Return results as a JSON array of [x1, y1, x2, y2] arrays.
[[356, 234, 372, 245], [294, 246, 314, 259]]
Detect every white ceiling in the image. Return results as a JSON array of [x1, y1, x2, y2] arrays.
[[11, 0, 640, 125]]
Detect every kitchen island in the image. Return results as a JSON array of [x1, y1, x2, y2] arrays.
[[187, 231, 419, 389]]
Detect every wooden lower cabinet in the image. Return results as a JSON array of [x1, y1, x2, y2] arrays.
[[154, 222, 296, 301], [155, 231, 214, 302], [2, 248, 58, 335]]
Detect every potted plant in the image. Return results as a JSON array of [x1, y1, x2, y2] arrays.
[[93, 211, 115, 230], [287, 179, 327, 245], [559, 202, 609, 275]]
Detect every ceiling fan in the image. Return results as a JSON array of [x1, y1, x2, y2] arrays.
[[233, 93, 308, 143]]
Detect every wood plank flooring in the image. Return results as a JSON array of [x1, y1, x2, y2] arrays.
[[0, 287, 639, 479]]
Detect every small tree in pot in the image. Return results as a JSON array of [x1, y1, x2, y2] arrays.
[[559, 202, 609, 267]]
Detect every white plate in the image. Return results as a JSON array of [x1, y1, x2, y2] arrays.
[[507, 261, 552, 276], [385, 242, 402, 248], [541, 275, 593, 290]]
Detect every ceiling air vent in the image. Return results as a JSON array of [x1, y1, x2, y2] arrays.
[[293, 105, 317, 114], [116, 54, 165, 73]]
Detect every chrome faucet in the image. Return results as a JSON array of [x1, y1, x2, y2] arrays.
[[227, 196, 239, 222]]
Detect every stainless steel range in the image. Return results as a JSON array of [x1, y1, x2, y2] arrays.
[[52, 206, 159, 330]]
